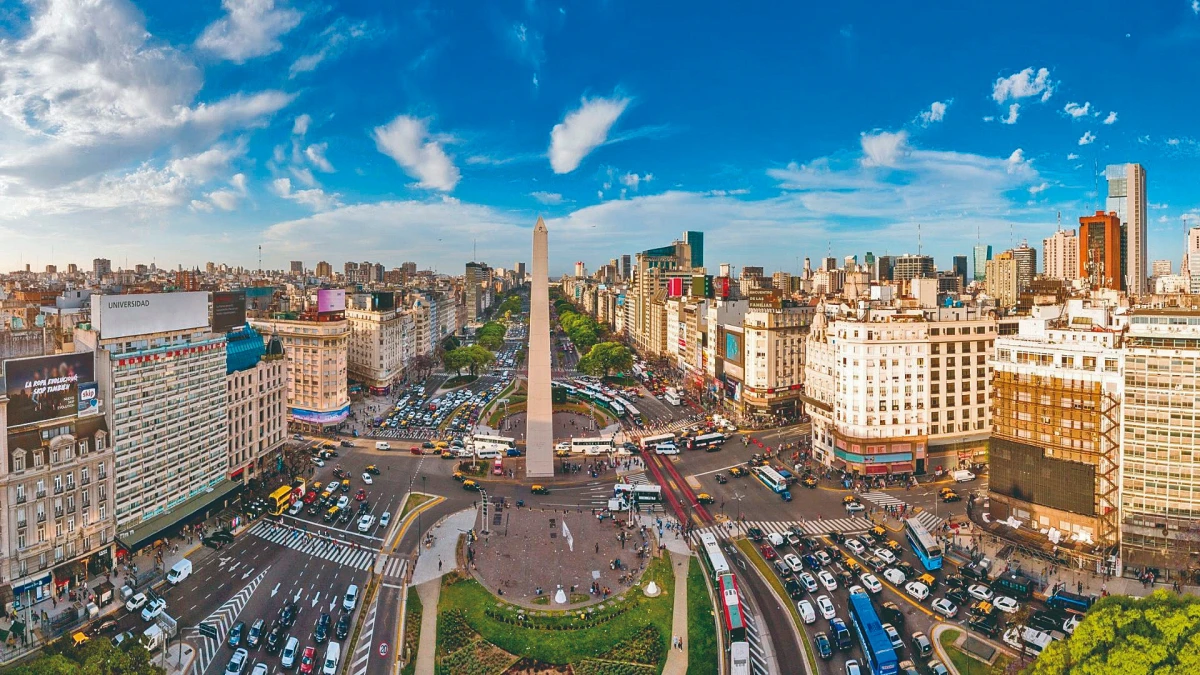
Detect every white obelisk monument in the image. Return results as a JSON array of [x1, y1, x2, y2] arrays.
[[525, 216, 554, 477]]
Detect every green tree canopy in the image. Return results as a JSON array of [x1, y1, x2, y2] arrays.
[[460, 344, 496, 375], [579, 342, 633, 377], [441, 335, 461, 352], [1025, 590, 1200, 675], [442, 347, 471, 374], [13, 636, 161, 675], [475, 321, 507, 350]]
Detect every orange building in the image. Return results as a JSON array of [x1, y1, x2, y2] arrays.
[[1078, 211, 1123, 291]]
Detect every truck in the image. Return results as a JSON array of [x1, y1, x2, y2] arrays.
[[952, 470, 977, 482], [166, 558, 192, 585], [142, 624, 164, 651]]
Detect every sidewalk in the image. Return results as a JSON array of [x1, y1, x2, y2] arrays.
[[662, 550, 690, 675], [412, 579, 440, 675]]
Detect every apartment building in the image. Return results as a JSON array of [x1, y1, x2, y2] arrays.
[[1043, 229, 1078, 283], [225, 325, 287, 482], [249, 314, 349, 430], [740, 305, 813, 422], [346, 293, 415, 394]]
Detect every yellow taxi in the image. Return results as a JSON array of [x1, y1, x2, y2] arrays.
[[696, 493, 715, 505], [452, 471, 465, 482], [441, 450, 456, 459], [843, 495, 861, 505], [435, 441, 449, 449], [462, 480, 480, 491], [71, 632, 90, 648], [917, 573, 939, 590], [870, 525, 887, 541], [729, 466, 749, 477], [885, 539, 902, 552], [531, 485, 549, 495], [555, 448, 570, 457]]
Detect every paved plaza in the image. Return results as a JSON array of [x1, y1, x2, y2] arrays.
[[495, 410, 607, 440]]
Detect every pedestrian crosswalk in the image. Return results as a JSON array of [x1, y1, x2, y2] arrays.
[[856, 491, 946, 532], [381, 555, 408, 581], [860, 490, 908, 508], [690, 516, 874, 545], [910, 510, 944, 533], [248, 521, 377, 571]]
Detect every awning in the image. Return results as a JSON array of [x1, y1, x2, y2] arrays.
[[890, 463, 915, 474], [53, 560, 85, 583], [116, 479, 242, 552], [865, 464, 889, 475]]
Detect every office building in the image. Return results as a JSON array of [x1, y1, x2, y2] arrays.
[[315, 261, 332, 279], [250, 297, 349, 431], [1187, 227, 1200, 294], [684, 231, 705, 269], [515, 261, 527, 281], [1106, 163, 1148, 295], [346, 292, 415, 394], [574, 261, 586, 278], [1043, 229, 1078, 283], [873, 255, 894, 283], [952, 255, 968, 288], [739, 306, 813, 422], [225, 325, 287, 482], [1151, 260, 1172, 278], [973, 244, 992, 282], [893, 254, 935, 282], [1079, 211, 1123, 291], [75, 292, 235, 553], [290, 261, 303, 275], [620, 255, 631, 281], [92, 259, 111, 281], [626, 239, 694, 355], [985, 251, 1019, 307], [1012, 243, 1037, 292]]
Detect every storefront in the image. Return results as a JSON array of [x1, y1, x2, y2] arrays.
[[832, 435, 927, 476], [11, 573, 52, 609]]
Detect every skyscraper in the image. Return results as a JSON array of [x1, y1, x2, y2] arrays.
[[952, 255, 968, 287], [892, 254, 935, 282], [873, 255, 894, 282], [1106, 163, 1148, 295], [684, 231, 704, 269], [621, 254, 631, 280], [290, 260, 303, 274], [973, 244, 992, 282], [1012, 243, 1036, 292], [1043, 230, 1078, 282], [1078, 211, 1123, 291], [93, 257, 111, 279]]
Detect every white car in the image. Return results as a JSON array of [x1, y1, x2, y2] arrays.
[[141, 597, 167, 621], [814, 550, 832, 566], [816, 594, 837, 620], [845, 502, 866, 513], [357, 515, 375, 532], [848, 585, 866, 597], [379, 512, 391, 529], [818, 570, 838, 592], [251, 665, 269, 675], [125, 593, 148, 612], [883, 568, 907, 585], [226, 648, 248, 675], [860, 573, 883, 594], [312, 457, 325, 467], [993, 596, 1020, 614], [845, 538, 866, 555], [873, 548, 897, 564], [362, 473, 373, 484], [336, 496, 350, 510], [931, 597, 958, 618], [798, 572, 819, 593], [784, 554, 804, 573], [767, 533, 786, 547], [797, 599, 816, 624], [1063, 615, 1082, 634], [967, 584, 994, 602], [882, 623, 903, 651], [905, 581, 930, 601]]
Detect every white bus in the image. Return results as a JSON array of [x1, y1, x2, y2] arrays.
[[699, 532, 730, 577], [663, 390, 681, 406], [729, 641, 750, 675], [753, 466, 788, 493], [467, 434, 516, 459], [614, 483, 663, 504], [655, 442, 680, 455], [570, 437, 615, 455], [639, 432, 676, 450]]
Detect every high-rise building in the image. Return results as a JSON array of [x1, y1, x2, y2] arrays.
[[76, 292, 234, 552], [627, 239, 693, 355], [92, 258, 111, 280], [682, 231, 704, 270], [1187, 227, 1200, 294], [249, 311, 349, 431], [464, 262, 492, 324], [1151, 260, 1172, 277], [972, 244, 992, 282], [515, 261, 527, 280], [574, 261, 586, 278], [822, 257, 837, 272], [315, 261, 332, 278], [1106, 163, 1148, 295], [346, 293, 415, 394], [290, 261, 303, 275], [985, 250, 1019, 306], [873, 255, 894, 282], [892, 254, 935, 282], [952, 255, 968, 288], [1079, 211, 1123, 291], [740, 306, 813, 421], [771, 271, 792, 292], [1012, 243, 1037, 291], [225, 326, 287, 482], [1043, 229, 1078, 283], [620, 255, 630, 281]]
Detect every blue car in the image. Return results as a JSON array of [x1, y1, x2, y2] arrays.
[[814, 632, 833, 659], [781, 490, 793, 502], [803, 554, 820, 570], [227, 621, 245, 648]]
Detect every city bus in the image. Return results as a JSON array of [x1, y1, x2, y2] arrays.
[[466, 434, 516, 458], [717, 574, 747, 643], [570, 437, 615, 455], [269, 485, 296, 516], [1046, 590, 1096, 615], [613, 483, 663, 504], [753, 466, 789, 493], [687, 433, 726, 451], [663, 390, 682, 406], [638, 433, 676, 451], [699, 532, 730, 578], [904, 517, 944, 571], [729, 641, 750, 675], [847, 591, 899, 675]]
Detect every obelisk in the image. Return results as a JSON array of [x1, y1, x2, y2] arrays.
[[525, 216, 554, 477]]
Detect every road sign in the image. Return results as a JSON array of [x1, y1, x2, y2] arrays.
[[198, 623, 219, 640], [379, 643, 389, 657]]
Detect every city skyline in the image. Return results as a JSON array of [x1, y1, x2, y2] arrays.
[[2, 1, 1200, 275]]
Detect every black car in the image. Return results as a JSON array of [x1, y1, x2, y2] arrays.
[[944, 574, 967, 590], [204, 537, 225, 550], [783, 579, 804, 599], [894, 562, 917, 579], [747, 527, 764, 542], [279, 602, 297, 628], [814, 632, 833, 659], [265, 624, 284, 654], [968, 611, 1001, 638], [339, 509, 353, 524], [227, 621, 245, 648], [88, 618, 120, 636], [961, 562, 990, 581], [714, 474, 727, 484], [340, 483, 351, 493], [945, 588, 970, 606], [210, 530, 235, 543], [881, 602, 905, 627], [336, 613, 351, 640], [314, 613, 331, 643], [340, 440, 354, 448]]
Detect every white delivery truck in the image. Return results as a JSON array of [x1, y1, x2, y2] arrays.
[[166, 558, 192, 585], [142, 624, 164, 651], [952, 470, 977, 483]]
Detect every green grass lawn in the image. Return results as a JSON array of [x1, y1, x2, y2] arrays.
[[398, 492, 434, 523], [734, 538, 819, 673], [938, 629, 1012, 675], [400, 587, 422, 675], [686, 558, 719, 675], [438, 555, 674, 665]]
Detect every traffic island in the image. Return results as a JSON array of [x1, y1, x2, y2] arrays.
[[936, 628, 1012, 675]]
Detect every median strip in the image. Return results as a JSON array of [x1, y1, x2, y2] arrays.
[[733, 538, 819, 675]]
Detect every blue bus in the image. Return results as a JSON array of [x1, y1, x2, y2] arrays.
[[904, 517, 943, 571], [1046, 590, 1096, 615], [847, 592, 899, 675]]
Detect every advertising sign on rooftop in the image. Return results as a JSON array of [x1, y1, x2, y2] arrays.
[[316, 288, 346, 314], [212, 290, 248, 333], [4, 352, 95, 427], [91, 292, 209, 339]]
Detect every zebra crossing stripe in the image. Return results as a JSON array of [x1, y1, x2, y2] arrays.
[[248, 522, 375, 570], [860, 491, 908, 507]]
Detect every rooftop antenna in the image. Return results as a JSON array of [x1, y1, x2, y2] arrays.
[[1093, 159, 1100, 212], [258, 244, 262, 273]]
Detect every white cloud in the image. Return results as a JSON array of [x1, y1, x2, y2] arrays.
[[1078, 131, 1096, 145], [859, 130, 909, 167], [982, 116, 995, 122], [168, 142, 246, 182], [621, 172, 654, 191], [1194, 0, 1199, 14], [270, 176, 340, 211], [289, 166, 316, 187], [293, 114, 311, 136], [1159, 215, 1171, 224], [288, 19, 369, 78], [305, 143, 334, 172], [1151, 202, 1169, 209], [1063, 102, 1091, 118], [1168, 138, 1181, 146], [992, 67, 1055, 104], [1005, 149, 1031, 173], [1029, 182, 1049, 195], [1103, 111, 1118, 125], [549, 95, 631, 173], [197, 0, 303, 64], [1067, 153, 1079, 160], [918, 100, 949, 125], [1000, 104, 1020, 125], [530, 191, 564, 205], [203, 172, 249, 211], [372, 115, 460, 191]]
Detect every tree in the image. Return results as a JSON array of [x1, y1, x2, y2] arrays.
[[582, 341, 633, 377], [461, 344, 495, 376], [442, 348, 470, 375], [411, 354, 437, 379], [13, 637, 160, 675], [440, 335, 461, 352], [475, 321, 507, 351]]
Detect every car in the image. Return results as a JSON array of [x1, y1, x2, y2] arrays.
[[1063, 614, 1082, 634], [714, 474, 727, 484], [140, 597, 167, 622], [873, 548, 897, 564], [802, 554, 820, 570], [797, 599, 816, 624], [729, 466, 749, 478], [379, 512, 391, 528], [773, 559, 792, 577], [281, 636, 300, 667], [365, 464, 380, 475], [799, 572, 819, 593], [226, 648, 249, 674], [780, 490, 793, 502], [881, 601, 905, 627], [814, 550, 832, 566], [336, 496, 350, 510], [265, 624, 284, 654], [905, 581, 930, 601], [802, 475, 818, 488], [943, 574, 967, 590], [895, 562, 917, 579], [312, 457, 325, 467], [246, 618, 264, 648], [125, 593, 148, 613], [931, 598, 958, 618], [362, 473, 373, 484], [358, 514, 375, 532], [845, 659, 863, 675], [994, 596, 1020, 614], [814, 632, 833, 659], [228, 621, 245, 648], [336, 613, 351, 640], [279, 602, 297, 628], [251, 664, 269, 675], [816, 595, 837, 620], [818, 570, 838, 591], [313, 613, 331, 643], [343, 584, 359, 611], [845, 538, 866, 555], [355, 488, 367, 501], [89, 618, 119, 637], [882, 622, 903, 651], [766, 532, 785, 547], [865, 555, 889, 573], [967, 584, 994, 602], [911, 631, 933, 658], [784, 554, 804, 573], [941, 490, 961, 502], [860, 573, 883, 594], [883, 568, 907, 585], [696, 493, 715, 505], [928, 659, 951, 675], [299, 645, 317, 674], [945, 588, 970, 606], [785, 532, 802, 548], [848, 585, 866, 596], [845, 502, 866, 512], [783, 579, 804, 599]]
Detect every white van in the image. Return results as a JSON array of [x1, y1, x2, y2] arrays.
[[375, 441, 390, 451], [142, 624, 163, 651], [288, 501, 303, 516], [281, 636, 300, 668], [654, 443, 679, 455], [321, 642, 341, 675], [166, 558, 192, 585], [474, 447, 502, 459], [952, 469, 976, 482]]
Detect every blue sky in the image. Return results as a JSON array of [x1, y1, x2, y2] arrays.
[[2, 1, 1199, 277]]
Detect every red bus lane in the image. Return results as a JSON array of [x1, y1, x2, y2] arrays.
[[657, 450, 714, 525], [641, 450, 689, 525]]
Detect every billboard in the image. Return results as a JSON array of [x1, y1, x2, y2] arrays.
[[91, 292, 209, 339], [715, 277, 731, 299], [723, 328, 744, 366], [666, 277, 685, 298], [748, 288, 782, 309], [291, 404, 350, 426], [4, 353, 95, 427], [78, 382, 100, 416], [212, 291, 248, 333], [316, 289, 346, 314], [371, 291, 395, 312]]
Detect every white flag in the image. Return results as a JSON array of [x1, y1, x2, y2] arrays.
[[562, 520, 574, 552]]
